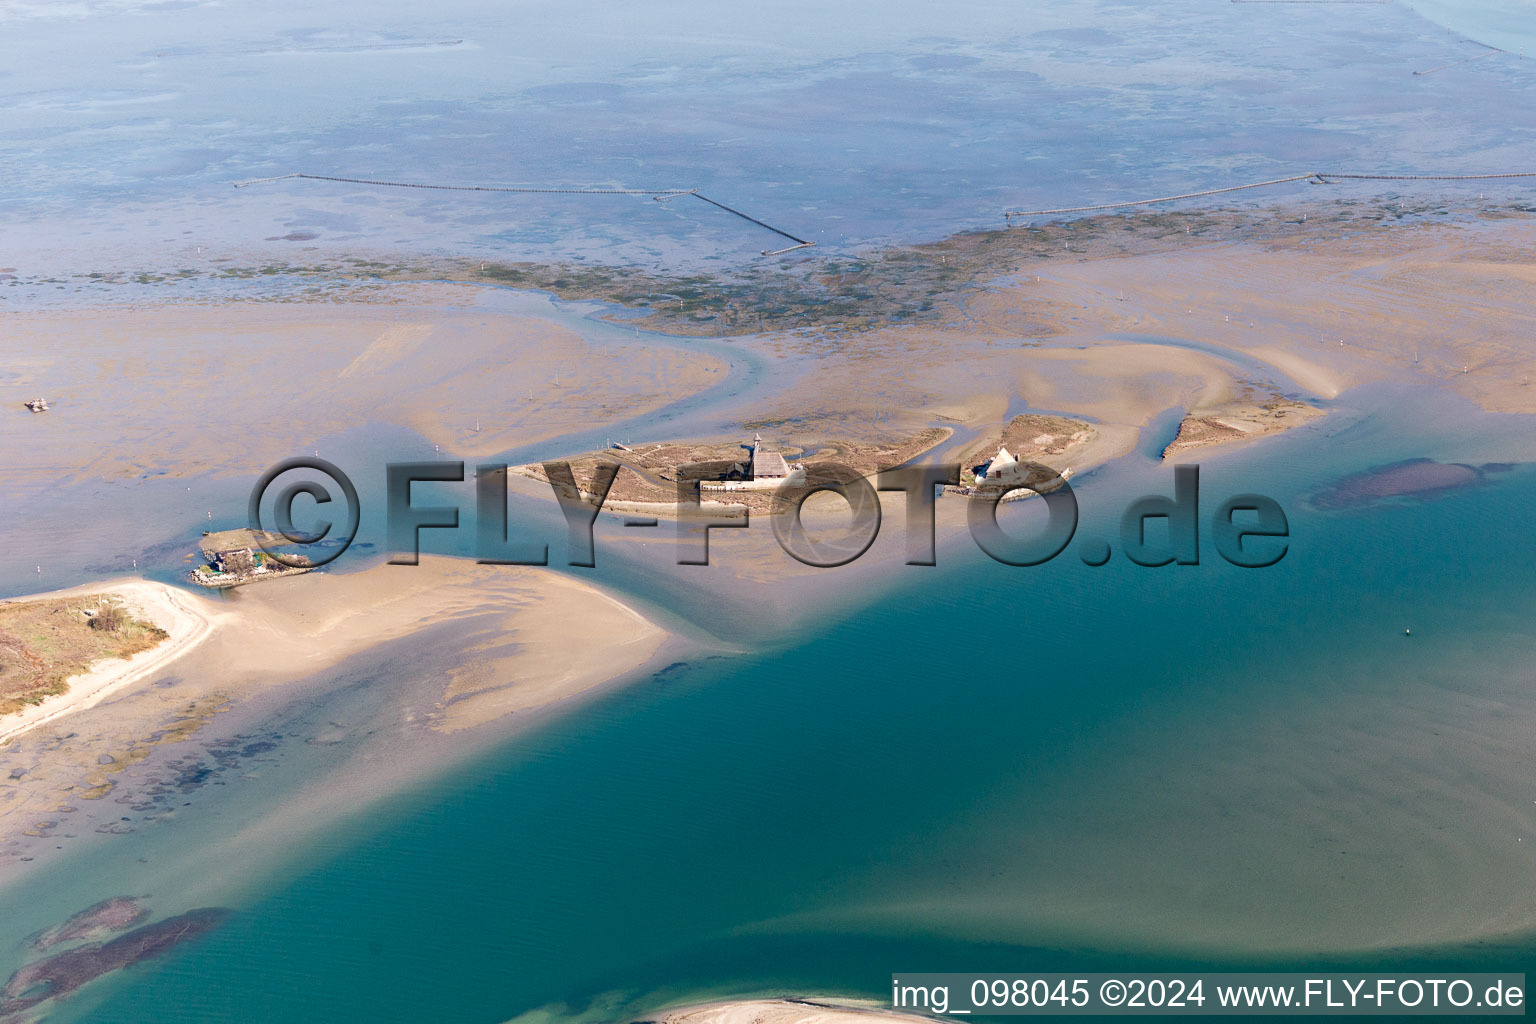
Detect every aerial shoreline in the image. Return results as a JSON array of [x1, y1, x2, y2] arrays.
[[641, 998, 943, 1024], [0, 580, 213, 748], [6, 190, 1536, 1017], [0, 559, 682, 888]]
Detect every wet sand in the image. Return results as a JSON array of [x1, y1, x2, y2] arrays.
[[0, 559, 674, 884], [2, 907, 229, 1020], [2, 283, 728, 489], [16, 202, 1536, 747], [0, 581, 212, 747]]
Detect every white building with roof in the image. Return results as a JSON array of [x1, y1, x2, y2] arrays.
[[748, 432, 790, 480], [701, 433, 805, 492]]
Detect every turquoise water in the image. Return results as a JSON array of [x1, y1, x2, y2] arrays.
[[27, 384, 1536, 1022]]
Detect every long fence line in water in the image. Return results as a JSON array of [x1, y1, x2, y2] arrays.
[[231, 172, 815, 255], [232, 168, 1536, 252], [1002, 171, 1536, 218], [1414, 47, 1501, 75]]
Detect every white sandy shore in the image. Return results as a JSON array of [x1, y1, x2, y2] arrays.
[[0, 580, 217, 747], [649, 999, 941, 1024], [1, 562, 670, 749], [0, 560, 680, 891]]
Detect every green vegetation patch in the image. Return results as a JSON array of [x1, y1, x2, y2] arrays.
[[0, 595, 168, 716]]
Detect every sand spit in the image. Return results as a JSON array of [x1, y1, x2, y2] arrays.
[[430, 563, 670, 733], [645, 998, 942, 1024], [0, 560, 673, 880], [0, 581, 215, 747], [1162, 394, 1325, 460], [182, 558, 670, 734]]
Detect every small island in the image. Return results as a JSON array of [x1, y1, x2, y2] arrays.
[[514, 428, 950, 518], [189, 529, 313, 589], [956, 413, 1095, 495]]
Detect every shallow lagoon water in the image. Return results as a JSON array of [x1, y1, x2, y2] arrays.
[[3, 0, 1536, 277]]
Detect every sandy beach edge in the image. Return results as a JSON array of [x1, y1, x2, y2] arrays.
[[0, 559, 692, 901], [0, 579, 216, 748]]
